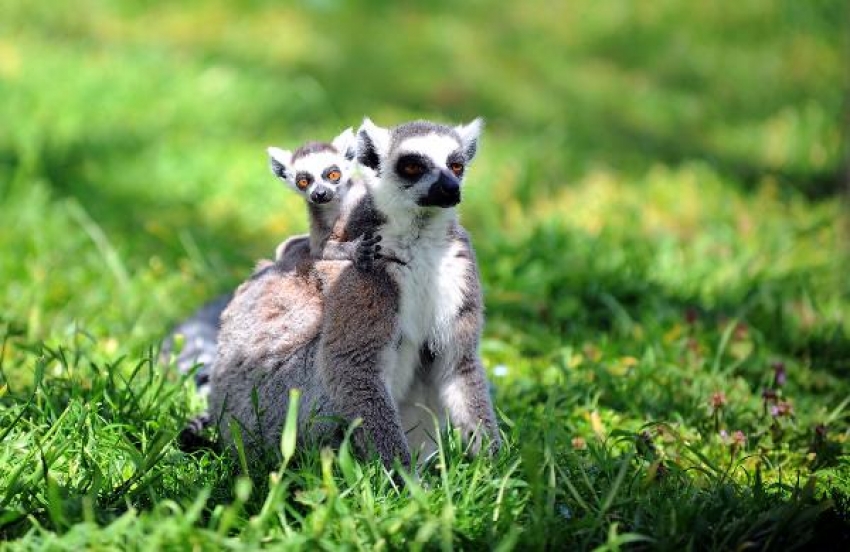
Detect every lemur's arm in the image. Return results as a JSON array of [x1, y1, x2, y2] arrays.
[[316, 186, 386, 270], [275, 231, 381, 273], [315, 233, 383, 271], [316, 266, 411, 469], [314, 189, 409, 469]]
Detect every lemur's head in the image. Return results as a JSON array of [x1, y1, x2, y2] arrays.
[[355, 118, 482, 210], [268, 128, 356, 206]]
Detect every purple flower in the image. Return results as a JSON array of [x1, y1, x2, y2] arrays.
[[771, 401, 793, 418], [732, 430, 747, 446]]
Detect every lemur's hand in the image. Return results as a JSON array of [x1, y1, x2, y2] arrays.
[[355, 231, 382, 272]]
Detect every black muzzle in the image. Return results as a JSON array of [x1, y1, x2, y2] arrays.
[[310, 186, 334, 204], [418, 169, 461, 207]]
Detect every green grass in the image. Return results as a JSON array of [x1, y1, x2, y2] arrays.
[[1, 0, 849, 549]]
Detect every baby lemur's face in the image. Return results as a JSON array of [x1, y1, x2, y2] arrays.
[[268, 128, 356, 206]]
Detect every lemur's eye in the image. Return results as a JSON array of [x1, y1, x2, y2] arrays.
[[402, 162, 426, 177], [296, 178, 309, 190], [449, 162, 465, 176], [327, 169, 341, 182]]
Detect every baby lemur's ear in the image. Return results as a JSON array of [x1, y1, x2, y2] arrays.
[[267, 147, 293, 180], [455, 117, 483, 162], [356, 118, 390, 171], [332, 128, 356, 161]]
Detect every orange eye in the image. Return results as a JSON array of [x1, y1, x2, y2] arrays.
[[449, 162, 464, 176], [296, 178, 309, 190], [403, 163, 425, 176], [327, 169, 341, 182]]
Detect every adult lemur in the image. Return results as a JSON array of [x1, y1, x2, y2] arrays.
[[208, 118, 500, 469], [161, 128, 373, 387]]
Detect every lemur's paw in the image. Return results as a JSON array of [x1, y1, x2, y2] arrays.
[[355, 232, 383, 272]]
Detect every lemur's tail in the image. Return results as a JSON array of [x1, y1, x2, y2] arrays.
[[161, 292, 233, 393]]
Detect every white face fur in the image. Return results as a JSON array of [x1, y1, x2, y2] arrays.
[[268, 128, 355, 206], [355, 118, 482, 213]]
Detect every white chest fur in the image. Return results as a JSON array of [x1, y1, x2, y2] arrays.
[[382, 234, 469, 401]]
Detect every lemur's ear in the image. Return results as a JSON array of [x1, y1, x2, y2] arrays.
[[455, 117, 483, 162], [332, 128, 356, 161], [267, 147, 292, 180], [356, 118, 389, 171]]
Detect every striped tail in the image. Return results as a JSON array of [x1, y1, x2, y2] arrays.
[[161, 292, 233, 393]]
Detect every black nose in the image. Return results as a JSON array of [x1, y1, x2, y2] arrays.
[[437, 170, 460, 197], [310, 188, 332, 204], [417, 169, 461, 208]]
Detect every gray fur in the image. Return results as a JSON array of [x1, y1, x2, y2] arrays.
[[208, 257, 342, 450], [387, 119, 481, 162], [314, 255, 410, 465], [388, 120, 459, 149], [292, 141, 336, 161]]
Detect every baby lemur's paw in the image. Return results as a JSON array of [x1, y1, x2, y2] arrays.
[[355, 231, 383, 272]]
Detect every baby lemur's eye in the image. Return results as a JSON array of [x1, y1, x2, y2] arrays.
[[449, 162, 464, 177], [296, 178, 310, 190], [326, 169, 341, 182]]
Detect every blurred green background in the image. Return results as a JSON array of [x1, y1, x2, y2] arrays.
[[1, 0, 847, 349], [1, 0, 850, 546]]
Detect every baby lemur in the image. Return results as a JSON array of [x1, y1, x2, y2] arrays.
[[208, 118, 500, 469], [267, 128, 381, 270]]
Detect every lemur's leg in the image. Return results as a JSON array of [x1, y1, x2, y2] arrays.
[[438, 352, 500, 455], [316, 264, 411, 469], [435, 307, 501, 456]]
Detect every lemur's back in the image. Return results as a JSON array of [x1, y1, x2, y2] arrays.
[[209, 257, 330, 448]]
